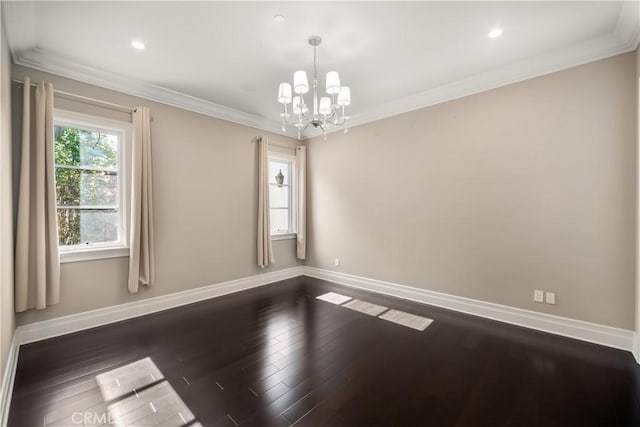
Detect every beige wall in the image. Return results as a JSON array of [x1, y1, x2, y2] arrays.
[[0, 17, 15, 375], [636, 46, 640, 351], [12, 65, 302, 325], [9, 53, 637, 331], [307, 52, 636, 329]]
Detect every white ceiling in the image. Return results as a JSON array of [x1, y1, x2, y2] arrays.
[[3, 1, 639, 139]]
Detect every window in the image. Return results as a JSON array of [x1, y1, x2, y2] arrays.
[[269, 152, 296, 238], [53, 110, 130, 261]]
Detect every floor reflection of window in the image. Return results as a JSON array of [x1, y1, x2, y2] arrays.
[[90, 357, 196, 426]]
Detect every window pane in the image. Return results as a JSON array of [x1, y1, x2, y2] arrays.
[[54, 126, 119, 169], [270, 209, 289, 233], [269, 184, 289, 209], [55, 168, 118, 206], [57, 208, 81, 246], [57, 208, 119, 246], [80, 170, 117, 206], [269, 160, 289, 185], [55, 167, 81, 206], [79, 209, 119, 244]]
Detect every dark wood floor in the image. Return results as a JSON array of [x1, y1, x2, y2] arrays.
[[8, 276, 640, 426]]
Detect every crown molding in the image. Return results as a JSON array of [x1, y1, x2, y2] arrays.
[[306, 14, 639, 139], [4, 1, 638, 142], [12, 48, 299, 140]]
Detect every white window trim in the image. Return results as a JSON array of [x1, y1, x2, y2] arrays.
[[271, 232, 297, 241], [53, 109, 132, 263], [268, 151, 297, 237], [60, 247, 129, 264]]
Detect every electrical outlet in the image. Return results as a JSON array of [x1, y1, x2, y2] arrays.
[[545, 292, 556, 305], [334, 258, 340, 267], [534, 290, 544, 303]]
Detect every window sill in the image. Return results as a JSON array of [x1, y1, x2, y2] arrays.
[[271, 233, 297, 241], [60, 247, 129, 263]]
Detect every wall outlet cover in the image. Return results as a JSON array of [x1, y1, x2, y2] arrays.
[[545, 292, 556, 305], [534, 290, 544, 303]]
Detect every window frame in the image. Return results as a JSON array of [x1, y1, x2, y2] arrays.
[[268, 151, 297, 240], [53, 109, 132, 263]]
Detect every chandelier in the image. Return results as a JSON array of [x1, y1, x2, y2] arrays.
[[277, 35, 351, 139]]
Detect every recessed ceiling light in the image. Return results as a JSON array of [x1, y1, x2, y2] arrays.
[[488, 28, 503, 39], [131, 40, 145, 50], [274, 14, 285, 23]]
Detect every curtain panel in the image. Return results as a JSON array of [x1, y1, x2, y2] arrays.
[[296, 145, 306, 260], [257, 137, 274, 267], [15, 78, 60, 312], [128, 106, 155, 293]]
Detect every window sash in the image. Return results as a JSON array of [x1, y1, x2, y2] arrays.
[[269, 184, 290, 210], [270, 208, 291, 234], [55, 164, 117, 173], [57, 205, 119, 210], [268, 154, 295, 235]]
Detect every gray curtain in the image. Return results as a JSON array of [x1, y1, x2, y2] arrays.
[[128, 106, 155, 293], [257, 136, 274, 267], [296, 145, 306, 259], [15, 78, 60, 312]]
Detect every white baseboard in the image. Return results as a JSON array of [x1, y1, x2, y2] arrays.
[[15, 266, 304, 345], [12, 265, 637, 353], [303, 267, 637, 354], [0, 335, 19, 427]]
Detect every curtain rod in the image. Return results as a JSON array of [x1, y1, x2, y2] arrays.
[[12, 79, 135, 114]]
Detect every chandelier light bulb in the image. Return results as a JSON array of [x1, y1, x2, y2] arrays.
[[319, 97, 332, 115], [337, 86, 351, 106], [293, 71, 309, 94], [277, 83, 292, 104], [325, 71, 341, 95]]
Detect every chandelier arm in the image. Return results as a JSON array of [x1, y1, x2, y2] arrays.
[[283, 108, 316, 126], [286, 109, 343, 127]]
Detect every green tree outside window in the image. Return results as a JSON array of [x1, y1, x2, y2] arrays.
[[54, 126, 119, 246]]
